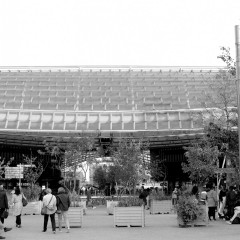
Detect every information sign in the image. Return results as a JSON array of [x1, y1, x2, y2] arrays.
[[5, 166, 24, 179]]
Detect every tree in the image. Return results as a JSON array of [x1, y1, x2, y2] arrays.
[[0, 157, 14, 180], [41, 134, 99, 193], [182, 141, 220, 185], [64, 135, 98, 192], [109, 138, 149, 195], [183, 47, 239, 186], [23, 155, 43, 187], [93, 165, 108, 190], [149, 157, 168, 182], [217, 46, 236, 76]]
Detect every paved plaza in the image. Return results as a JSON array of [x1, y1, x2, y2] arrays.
[[2, 206, 239, 240]]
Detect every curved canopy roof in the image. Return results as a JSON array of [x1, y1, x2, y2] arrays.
[[0, 66, 228, 146]]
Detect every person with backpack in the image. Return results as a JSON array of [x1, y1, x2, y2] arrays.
[[56, 187, 71, 233], [42, 188, 57, 234]]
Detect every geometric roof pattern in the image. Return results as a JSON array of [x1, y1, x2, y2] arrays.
[[0, 66, 225, 137]]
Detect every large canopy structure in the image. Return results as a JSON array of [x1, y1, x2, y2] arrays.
[[0, 66, 225, 147]]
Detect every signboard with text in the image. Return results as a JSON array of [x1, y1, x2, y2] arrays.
[[5, 166, 24, 179]]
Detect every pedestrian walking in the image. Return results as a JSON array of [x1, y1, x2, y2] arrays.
[[42, 188, 57, 234], [0, 183, 12, 239], [11, 186, 23, 228], [56, 187, 70, 233], [0, 183, 12, 236], [139, 186, 149, 208]]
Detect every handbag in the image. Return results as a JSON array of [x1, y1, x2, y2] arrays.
[[41, 195, 53, 215], [22, 194, 28, 207], [41, 206, 47, 215], [1, 210, 8, 219], [56, 209, 61, 214]]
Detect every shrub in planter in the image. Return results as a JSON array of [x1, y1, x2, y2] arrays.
[[117, 196, 143, 207], [176, 191, 202, 227], [22, 184, 42, 201], [149, 191, 171, 201]]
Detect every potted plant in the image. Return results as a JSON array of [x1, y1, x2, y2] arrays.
[[176, 191, 203, 227], [114, 196, 145, 227], [149, 190, 172, 214]]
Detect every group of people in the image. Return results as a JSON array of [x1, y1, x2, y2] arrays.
[[218, 185, 240, 224], [172, 183, 240, 224], [0, 184, 71, 239], [40, 187, 71, 234]]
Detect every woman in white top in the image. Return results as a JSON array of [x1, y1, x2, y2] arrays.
[[12, 186, 23, 228]]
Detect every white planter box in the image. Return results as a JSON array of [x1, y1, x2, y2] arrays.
[[107, 201, 119, 215], [22, 201, 42, 215], [150, 200, 171, 214], [114, 206, 145, 227], [56, 207, 83, 228], [71, 200, 87, 215]]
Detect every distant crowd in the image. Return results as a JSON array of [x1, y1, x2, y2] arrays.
[[172, 183, 240, 224]]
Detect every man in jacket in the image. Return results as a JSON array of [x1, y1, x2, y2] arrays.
[[0, 183, 12, 239]]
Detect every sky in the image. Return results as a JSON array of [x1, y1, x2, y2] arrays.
[[0, 0, 240, 67]]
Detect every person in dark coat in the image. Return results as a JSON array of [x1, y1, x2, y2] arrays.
[[39, 188, 46, 201], [139, 187, 149, 208], [225, 186, 237, 220], [56, 187, 71, 233], [0, 183, 12, 238]]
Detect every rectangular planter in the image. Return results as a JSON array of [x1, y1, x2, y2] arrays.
[[22, 201, 42, 215], [150, 200, 171, 214], [114, 206, 145, 227], [56, 207, 83, 228], [107, 201, 119, 215]]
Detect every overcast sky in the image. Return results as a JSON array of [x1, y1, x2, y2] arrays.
[[0, 0, 239, 67]]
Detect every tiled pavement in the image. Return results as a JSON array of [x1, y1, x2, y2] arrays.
[[2, 206, 239, 240]]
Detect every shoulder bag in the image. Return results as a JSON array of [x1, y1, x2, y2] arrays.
[[22, 194, 28, 207], [1, 210, 8, 219]]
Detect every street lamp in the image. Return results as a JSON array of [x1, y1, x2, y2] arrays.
[[235, 25, 240, 173]]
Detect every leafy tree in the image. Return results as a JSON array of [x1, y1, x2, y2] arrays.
[[0, 157, 14, 180], [182, 141, 220, 185], [22, 154, 44, 200], [41, 134, 99, 193], [217, 46, 236, 76], [109, 138, 149, 195], [23, 155, 43, 187], [93, 165, 108, 190], [183, 47, 239, 186], [149, 157, 168, 182], [64, 135, 98, 192]]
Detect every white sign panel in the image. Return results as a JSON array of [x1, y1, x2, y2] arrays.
[[5, 167, 24, 179]]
